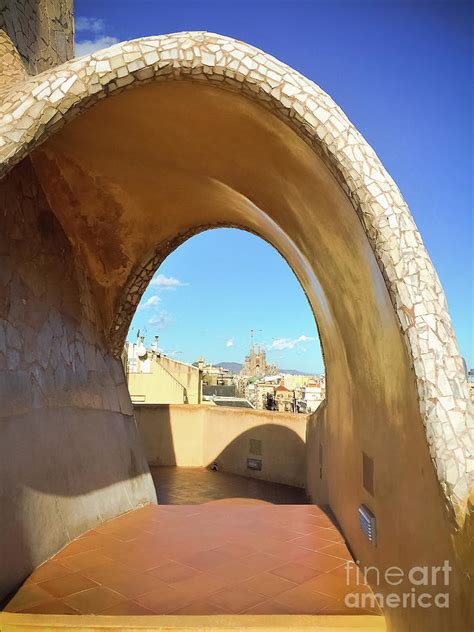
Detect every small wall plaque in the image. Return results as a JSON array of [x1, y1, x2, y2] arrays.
[[247, 457, 262, 471]]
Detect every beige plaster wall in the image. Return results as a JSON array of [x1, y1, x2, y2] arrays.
[[134, 404, 307, 487], [158, 355, 202, 403], [127, 354, 201, 404], [135, 405, 205, 467], [306, 401, 473, 631], [203, 406, 307, 487], [305, 402, 329, 505], [0, 159, 156, 601], [128, 366, 187, 405]]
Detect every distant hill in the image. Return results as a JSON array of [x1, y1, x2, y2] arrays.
[[215, 362, 315, 376], [280, 368, 316, 377], [215, 362, 242, 373]]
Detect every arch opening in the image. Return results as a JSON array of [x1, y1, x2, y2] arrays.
[[123, 227, 326, 497], [125, 226, 326, 381]]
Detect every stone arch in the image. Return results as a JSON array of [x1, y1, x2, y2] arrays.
[[1, 30, 472, 629], [3, 32, 464, 514]]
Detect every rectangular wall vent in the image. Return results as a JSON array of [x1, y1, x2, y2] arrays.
[[247, 457, 262, 471], [358, 505, 377, 545], [249, 439, 262, 456]]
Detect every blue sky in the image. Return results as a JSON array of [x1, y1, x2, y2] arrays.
[[76, 0, 473, 371], [128, 229, 323, 372]]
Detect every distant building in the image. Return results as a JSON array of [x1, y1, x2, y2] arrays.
[[463, 368, 474, 402], [244, 379, 275, 409], [302, 378, 325, 412], [198, 358, 235, 387], [125, 337, 202, 404], [469, 383, 474, 402], [468, 369, 474, 402], [244, 372, 325, 414], [203, 396, 255, 409], [274, 380, 295, 412], [256, 381, 278, 409], [240, 345, 279, 378], [202, 384, 237, 398]]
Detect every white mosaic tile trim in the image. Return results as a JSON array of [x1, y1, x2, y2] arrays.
[[0, 31, 471, 520]]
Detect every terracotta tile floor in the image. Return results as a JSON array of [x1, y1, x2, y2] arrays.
[[151, 466, 308, 504], [4, 469, 381, 616]]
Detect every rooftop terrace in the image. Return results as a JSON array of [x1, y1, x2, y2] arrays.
[[4, 469, 380, 618]]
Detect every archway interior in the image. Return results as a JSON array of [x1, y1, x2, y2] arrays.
[[127, 227, 324, 375], [28, 78, 455, 599], [123, 227, 325, 502]]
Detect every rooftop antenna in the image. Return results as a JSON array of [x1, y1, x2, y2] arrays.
[[250, 328, 263, 349]]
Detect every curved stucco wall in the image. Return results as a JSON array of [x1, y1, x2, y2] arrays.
[[0, 159, 156, 600], [0, 32, 472, 630]]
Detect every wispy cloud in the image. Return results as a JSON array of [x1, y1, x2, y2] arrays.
[[148, 310, 172, 329], [74, 16, 118, 56], [268, 335, 314, 351], [75, 36, 119, 56], [75, 17, 105, 33], [139, 295, 161, 309], [226, 339, 234, 348], [150, 274, 188, 291]]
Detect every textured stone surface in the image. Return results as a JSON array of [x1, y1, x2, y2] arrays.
[[0, 30, 27, 90], [0, 0, 73, 74], [0, 159, 156, 599], [2, 31, 466, 517]]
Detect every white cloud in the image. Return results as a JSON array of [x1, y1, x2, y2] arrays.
[[226, 339, 234, 348], [139, 295, 161, 309], [269, 335, 315, 351], [148, 310, 172, 329], [75, 17, 105, 33], [74, 16, 118, 56], [296, 335, 314, 344], [150, 274, 188, 291], [75, 36, 119, 56]]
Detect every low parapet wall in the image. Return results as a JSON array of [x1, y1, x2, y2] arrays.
[[134, 404, 308, 488]]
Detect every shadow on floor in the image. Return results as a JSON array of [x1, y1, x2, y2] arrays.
[[150, 466, 308, 505]]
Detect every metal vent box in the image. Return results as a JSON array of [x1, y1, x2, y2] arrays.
[[247, 457, 262, 471], [358, 504, 377, 545]]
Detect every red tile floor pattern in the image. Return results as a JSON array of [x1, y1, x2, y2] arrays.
[[4, 501, 381, 616]]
